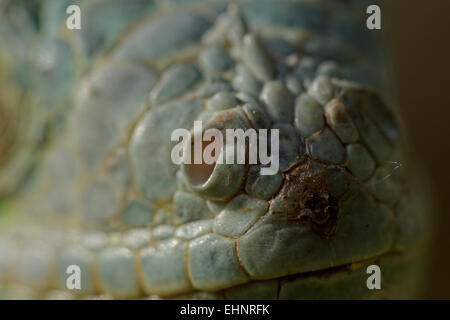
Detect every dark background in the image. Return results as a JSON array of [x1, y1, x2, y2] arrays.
[[384, 1, 450, 298]]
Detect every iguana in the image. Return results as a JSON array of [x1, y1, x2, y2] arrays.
[[0, 0, 432, 299]]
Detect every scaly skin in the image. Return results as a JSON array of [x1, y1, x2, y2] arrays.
[[0, 0, 431, 299]]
